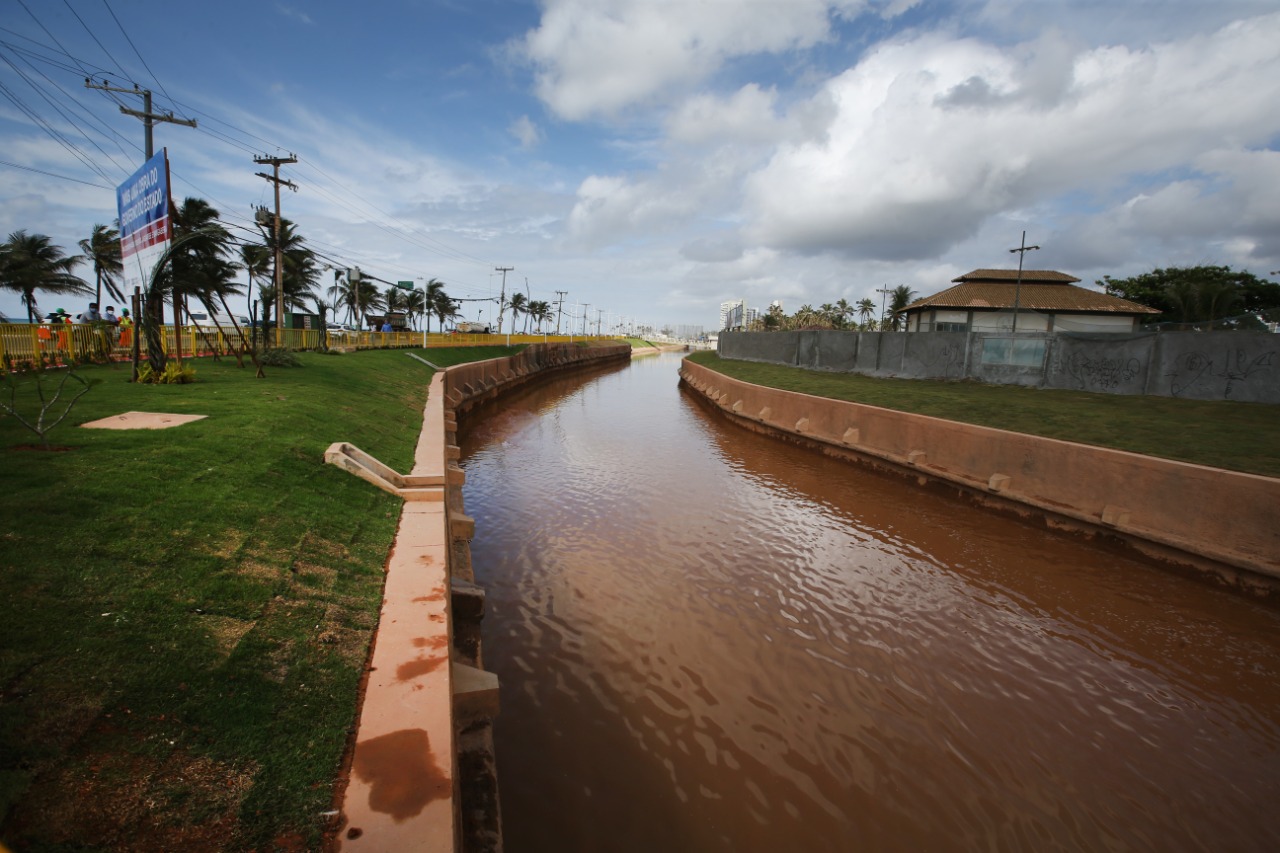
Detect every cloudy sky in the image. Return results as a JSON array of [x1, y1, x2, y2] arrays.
[[1, 0, 1278, 332]]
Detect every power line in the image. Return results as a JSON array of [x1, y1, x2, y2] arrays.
[[101, 0, 176, 107], [0, 159, 111, 188], [61, 0, 130, 81]]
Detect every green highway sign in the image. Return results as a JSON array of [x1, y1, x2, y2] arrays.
[[394, 280, 415, 290]]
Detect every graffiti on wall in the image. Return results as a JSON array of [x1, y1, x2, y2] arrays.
[[1064, 352, 1143, 391], [1169, 348, 1276, 399]]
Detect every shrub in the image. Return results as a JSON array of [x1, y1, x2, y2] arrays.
[[135, 361, 197, 384]]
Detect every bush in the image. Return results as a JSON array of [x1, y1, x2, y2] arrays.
[[135, 361, 197, 384], [259, 347, 302, 367]]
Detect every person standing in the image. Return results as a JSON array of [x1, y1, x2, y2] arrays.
[[104, 306, 119, 325], [118, 309, 133, 348], [80, 302, 102, 323]]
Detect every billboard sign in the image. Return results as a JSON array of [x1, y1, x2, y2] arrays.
[[116, 149, 172, 295]]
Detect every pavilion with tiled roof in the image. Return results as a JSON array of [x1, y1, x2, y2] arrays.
[[903, 269, 1160, 334]]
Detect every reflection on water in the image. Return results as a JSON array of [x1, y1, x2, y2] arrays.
[[459, 353, 1280, 852]]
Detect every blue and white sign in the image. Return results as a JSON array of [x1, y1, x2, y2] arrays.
[[116, 149, 172, 294]]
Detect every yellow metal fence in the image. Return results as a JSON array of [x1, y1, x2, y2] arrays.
[[0, 322, 612, 367]]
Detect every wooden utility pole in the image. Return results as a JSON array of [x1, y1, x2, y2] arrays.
[[554, 290, 568, 335], [494, 266, 513, 334], [85, 79, 197, 159], [1008, 230, 1040, 333], [254, 155, 298, 346], [88, 80, 196, 368]]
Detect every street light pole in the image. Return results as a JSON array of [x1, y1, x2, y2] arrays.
[[1009, 230, 1040, 333], [876, 287, 892, 331]]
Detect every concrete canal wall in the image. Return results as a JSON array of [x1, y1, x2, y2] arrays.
[[718, 330, 1280, 404], [334, 342, 630, 853], [680, 358, 1280, 591]]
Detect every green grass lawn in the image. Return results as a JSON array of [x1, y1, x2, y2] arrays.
[[688, 351, 1280, 478], [0, 346, 520, 851]]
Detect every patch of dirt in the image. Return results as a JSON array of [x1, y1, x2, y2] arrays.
[[197, 614, 256, 662], [4, 742, 257, 852]]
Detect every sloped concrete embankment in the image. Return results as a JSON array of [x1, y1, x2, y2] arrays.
[[680, 358, 1280, 591], [331, 342, 631, 853]]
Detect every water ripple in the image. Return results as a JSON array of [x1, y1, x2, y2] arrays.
[[461, 353, 1280, 853]]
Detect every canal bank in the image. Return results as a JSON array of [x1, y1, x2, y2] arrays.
[[679, 357, 1280, 591], [331, 342, 630, 853]]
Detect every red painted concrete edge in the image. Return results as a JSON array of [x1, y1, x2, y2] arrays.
[[681, 359, 1280, 585], [336, 372, 457, 852]]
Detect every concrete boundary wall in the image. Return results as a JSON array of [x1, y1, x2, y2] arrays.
[[680, 359, 1280, 590], [718, 330, 1280, 403]]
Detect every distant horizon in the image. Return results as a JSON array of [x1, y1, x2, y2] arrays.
[[2, 1, 1278, 331]]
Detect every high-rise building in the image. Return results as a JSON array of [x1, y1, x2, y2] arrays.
[[720, 300, 744, 331]]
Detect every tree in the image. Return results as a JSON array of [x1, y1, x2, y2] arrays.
[[888, 285, 917, 331], [857, 298, 876, 329], [159, 198, 239, 325], [835, 298, 853, 330], [505, 292, 528, 334], [1100, 265, 1280, 329], [384, 285, 408, 318], [417, 279, 445, 333], [431, 289, 459, 332], [527, 300, 552, 333], [0, 231, 89, 322], [79, 224, 124, 307]]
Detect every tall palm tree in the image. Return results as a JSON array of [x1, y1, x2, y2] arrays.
[[888, 285, 917, 331], [159, 197, 237, 321], [384, 286, 408, 317], [0, 230, 89, 322], [527, 300, 552, 333], [431, 290, 459, 333], [835, 298, 853, 330], [241, 245, 270, 305], [404, 287, 427, 331], [79, 224, 124, 307], [857, 298, 875, 329], [421, 278, 445, 333], [505, 292, 528, 334]]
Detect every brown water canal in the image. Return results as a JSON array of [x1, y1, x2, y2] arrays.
[[458, 352, 1280, 853]]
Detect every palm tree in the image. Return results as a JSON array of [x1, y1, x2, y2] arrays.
[[0, 230, 89, 322], [404, 287, 427, 331], [159, 197, 237, 320], [385, 285, 408, 318], [421, 278, 445, 333], [505, 292, 528, 334], [526, 300, 552, 333], [79, 224, 124, 307], [835, 298, 853, 330], [857, 298, 875, 329], [888, 285, 917, 331], [431, 290, 459, 333]]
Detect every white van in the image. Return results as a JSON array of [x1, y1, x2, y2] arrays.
[[189, 310, 250, 329]]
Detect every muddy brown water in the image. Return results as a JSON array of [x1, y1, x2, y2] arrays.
[[458, 352, 1280, 852]]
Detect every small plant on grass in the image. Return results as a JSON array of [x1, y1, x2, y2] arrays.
[[0, 353, 98, 448], [259, 347, 302, 367], [135, 361, 197, 384]]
